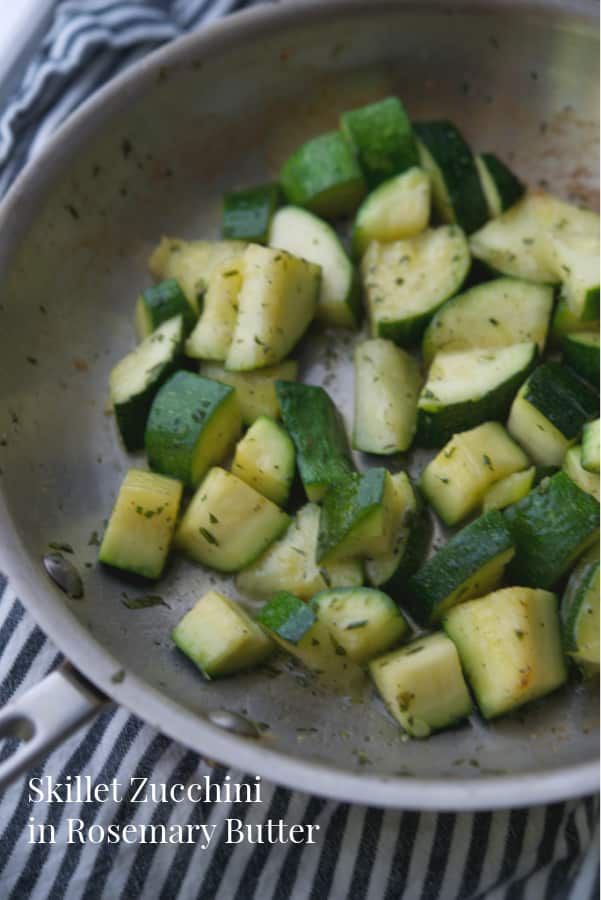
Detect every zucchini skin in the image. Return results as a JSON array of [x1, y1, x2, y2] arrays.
[[377, 498, 432, 596], [562, 333, 600, 387], [316, 468, 388, 563], [138, 279, 196, 336], [523, 362, 599, 441], [478, 153, 525, 214], [222, 183, 280, 243], [340, 97, 419, 188], [256, 591, 316, 644]]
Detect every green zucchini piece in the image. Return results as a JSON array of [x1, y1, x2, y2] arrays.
[[200, 359, 298, 426], [361, 226, 470, 346], [314, 587, 409, 665], [172, 590, 274, 678], [280, 131, 367, 219], [268, 205, 360, 329], [184, 258, 243, 361], [352, 168, 430, 258], [276, 381, 354, 501], [422, 278, 553, 365], [443, 587, 566, 719], [415, 121, 488, 233], [231, 416, 295, 506], [550, 297, 600, 348], [482, 467, 536, 512], [421, 422, 530, 525], [582, 419, 600, 474], [353, 338, 421, 454], [369, 633, 472, 738], [417, 342, 538, 447], [563, 446, 600, 501], [340, 97, 419, 188], [99, 469, 182, 579], [110, 315, 184, 452], [149, 237, 246, 312], [503, 471, 600, 589], [256, 590, 316, 645], [221, 183, 280, 243], [135, 279, 196, 339], [475, 153, 525, 218], [549, 228, 600, 321], [561, 559, 600, 671], [145, 371, 242, 488], [562, 331, 600, 386], [175, 467, 290, 572]]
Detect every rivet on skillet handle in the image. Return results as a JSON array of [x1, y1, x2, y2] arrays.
[[0, 663, 107, 792]]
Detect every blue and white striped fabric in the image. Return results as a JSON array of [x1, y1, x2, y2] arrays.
[[0, 3, 599, 898]]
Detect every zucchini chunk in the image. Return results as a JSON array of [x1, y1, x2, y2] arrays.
[[563, 446, 600, 502], [172, 590, 274, 678], [561, 558, 600, 673], [221, 183, 280, 243], [280, 131, 367, 219], [145, 371, 242, 488], [562, 331, 600, 386], [149, 237, 246, 312], [550, 297, 600, 347], [175, 467, 290, 572], [236, 503, 363, 600], [185, 257, 243, 361], [475, 152, 525, 218], [369, 633, 472, 738], [549, 228, 600, 321], [415, 120, 488, 233], [407, 510, 515, 625], [276, 381, 354, 501], [340, 96, 419, 188], [353, 338, 421, 454], [582, 419, 600, 474], [417, 342, 538, 447], [352, 168, 430, 258], [361, 226, 470, 347], [200, 359, 298, 426], [225, 245, 320, 371], [231, 416, 295, 506], [136, 279, 196, 339], [314, 587, 409, 665], [268, 206, 360, 329], [99, 469, 182, 579], [443, 587, 567, 719], [421, 422, 530, 525], [483, 467, 536, 512], [503, 471, 600, 589], [507, 362, 599, 467], [110, 315, 184, 452], [422, 278, 553, 365]]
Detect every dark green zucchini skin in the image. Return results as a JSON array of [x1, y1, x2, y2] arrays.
[[222, 183, 280, 242], [504, 472, 600, 589], [379, 499, 433, 597], [479, 152, 525, 212], [340, 96, 419, 188], [561, 333, 600, 387], [317, 468, 387, 563], [524, 362, 599, 440], [256, 591, 316, 644], [140, 279, 196, 334], [561, 557, 599, 657]]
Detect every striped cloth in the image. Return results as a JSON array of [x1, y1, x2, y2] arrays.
[[0, 2, 598, 898]]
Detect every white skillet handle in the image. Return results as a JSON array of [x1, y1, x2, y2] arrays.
[[0, 664, 107, 791]]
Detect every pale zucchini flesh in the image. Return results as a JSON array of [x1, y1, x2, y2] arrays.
[[231, 416, 295, 506], [482, 466, 536, 512], [199, 359, 298, 425], [563, 446, 600, 502], [582, 419, 600, 474], [149, 237, 246, 312], [314, 587, 409, 664], [185, 258, 243, 360], [352, 167, 430, 258]]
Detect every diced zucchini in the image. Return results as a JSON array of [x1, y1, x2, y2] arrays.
[[231, 416, 295, 506], [361, 226, 470, 346], [415, 121, 488, 233], [483, 467, 536, 512], [417, 342, 538, 447], [352, 168, 430, 258], [421, 422, 530, 525], [184, 258, 243, 361], [149, 237, 246, 312], [280, 131, 367, 219], [443, 587, 567, 719], [175, 467, 290, 572], [199, 359, 298, 426], [353, 338, 421, 454], [503, 471, 600, 589], [236, 503, 363, 600], [99, 469, 182, 579], [549, 228, 600, 320], [561, 559, 600, 671], [314, 588, 409, 664], [562, 331, 600, 386], [582, 420, 600, 474], [407, 510, 515, 625], [225, 245, 320, 371], [145, 371, 242, 488], [550, 297, 600, 347], [172, 590, 274, 678], [109, 315, 184, 451], [268, 206, 360, 329], [563, 446, 600, 501], [340, 96, 419, 188], [475, 153, 525, 218], [221, 183, 280, 243], [135, 279, 196, 340], [369, 633, 472, 738], [422, 278, 553, 365]]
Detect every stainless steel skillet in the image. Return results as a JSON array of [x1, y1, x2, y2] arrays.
[[0, 0, 598, 809]]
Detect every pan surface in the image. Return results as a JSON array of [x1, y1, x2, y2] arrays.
[[0, 0, 598, 809]]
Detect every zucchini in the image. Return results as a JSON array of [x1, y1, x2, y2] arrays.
[[184, 257, 243, 361], [340, 96, 419, 188], [236, 503, 363, 600], [135, 279, 196, 339], [561, 559, 600, 671], [563, 446, 600, 502], [369, 633, 472, 738], [503, 471, 600, 589], [109, 315, 184, 451], [361, 226, 470, 346], [550, 297, 600, 347], [149, 237, 246, 312], [482, 467, 536, 512], [352, 168, 430, 258], [99, 469, 182, 579], [268, 206, 360, 329], [231, 415, 295, 506], [415, 121, 488, 233], [562, 331, 600, 386], [314, 587, 409, 664], [549, 228, 600, 321], [581, 419, 600, 474], [352, 338, 421, 454], [221, 183, 280, 243], [276, 381, 354, 501], [172, 590, 274, 678], [475, 153, 525, 218], [422, 278, 553, 365], [145, 371, 242, 488], [417, 342, 538, 447], [199, 359, 298, 426], [443, 587, 567, 719], [421, 421, 530, 525], [225, 244, 320, 371], [280, 131, 367, 219], [406, 510, 515, 625], [175, 467, 290, 572]]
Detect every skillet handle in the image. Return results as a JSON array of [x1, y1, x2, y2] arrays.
[[0, 663, 107, 791]]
